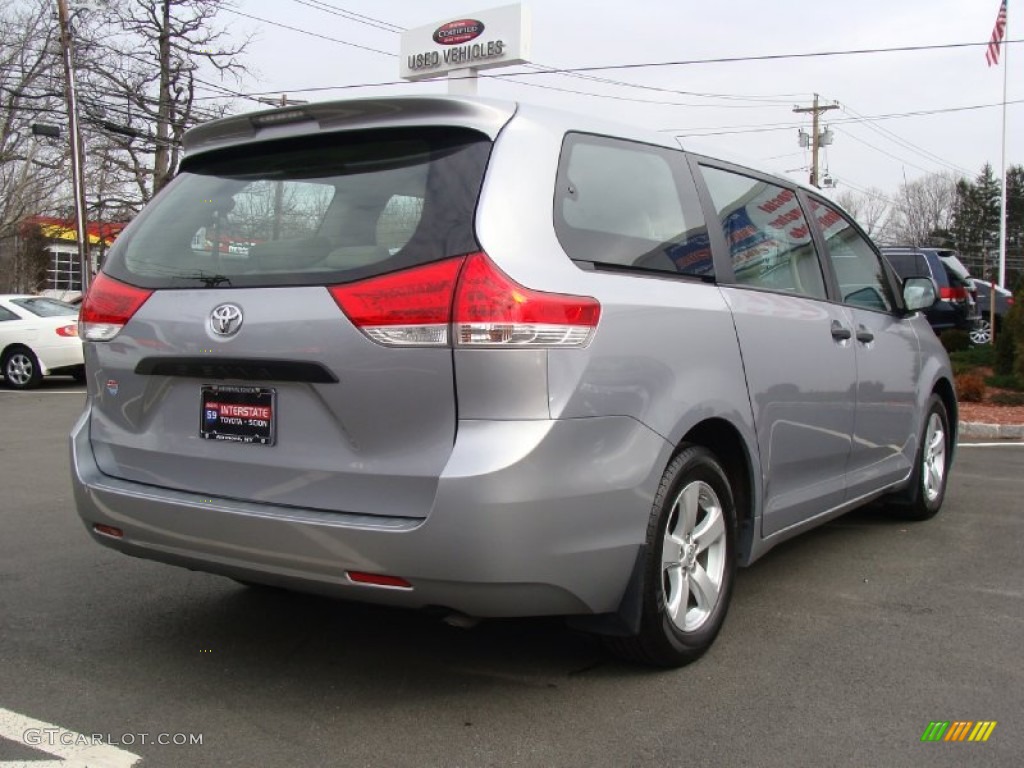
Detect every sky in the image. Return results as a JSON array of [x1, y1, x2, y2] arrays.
[[196, 0, 1021, 203]]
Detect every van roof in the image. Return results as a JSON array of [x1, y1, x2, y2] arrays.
[[182, 94, 821, 195]]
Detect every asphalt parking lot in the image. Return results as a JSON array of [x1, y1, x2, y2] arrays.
[[1, 384, 1021, 767]]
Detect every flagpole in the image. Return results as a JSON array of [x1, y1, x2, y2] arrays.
[[998, 4, 1009, 288]]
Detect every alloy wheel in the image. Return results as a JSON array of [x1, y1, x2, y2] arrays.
[[922, 412, 946, 503], [5, 352, 35, 388], [661, 480, 727, 632], [969, 319, 992, 346]]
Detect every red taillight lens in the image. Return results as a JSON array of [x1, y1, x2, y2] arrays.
[[328, 257, 465, 346], [453, 252, 600, 347], [55, 324, 78, 337], [93, 523, 123, 538], [939, 286, 968, 301], [346, 571, 412, 589], [79, 273, 154, 341], [329, 252, 601, 348]]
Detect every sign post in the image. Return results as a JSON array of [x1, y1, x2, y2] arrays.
[[399, 5, 532, 95]]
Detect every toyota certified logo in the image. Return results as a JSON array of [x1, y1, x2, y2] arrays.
[[209, 304, 243, 337], [433, 19, 484, 45]]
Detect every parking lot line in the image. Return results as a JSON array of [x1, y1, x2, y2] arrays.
[[958, 442, 1024, 448], [0, 707, 139, 767], [0, 390, 84, 395]]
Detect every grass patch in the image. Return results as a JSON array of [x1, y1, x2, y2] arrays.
[[991, 391, 1024, 406], [949, 346, 996, 368], [985, 374, 1024, 392]]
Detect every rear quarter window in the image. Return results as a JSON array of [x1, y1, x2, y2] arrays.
[[554, 133, 712, 278]]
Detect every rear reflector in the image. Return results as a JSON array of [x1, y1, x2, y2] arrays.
[[93, 523, 123, 538], [346, 571, 413, 589], [55, 324, 78, 337], [79, 273, 154, 341], [328, 252, 600, 348]]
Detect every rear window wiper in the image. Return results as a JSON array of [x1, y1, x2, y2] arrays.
[[176, 272, 233, 288]]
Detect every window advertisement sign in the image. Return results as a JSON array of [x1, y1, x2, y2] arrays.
[[400, 4, 532, 80], [716, 182, 847, 277]]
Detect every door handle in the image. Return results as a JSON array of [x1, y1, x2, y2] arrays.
[[830, 321, 852, 341], [856, 326, 875, 343]]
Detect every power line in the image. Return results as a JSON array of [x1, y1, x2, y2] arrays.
[[828, 175, 898, 206], [839, 103, 972, 176], [222, 5, 1024, 78], [276, 0, 807, 108], [219, 6, 395, 57], [833, 128, 935, 177], [288, 0, 402, 33], [668, 98, 1024, 137]]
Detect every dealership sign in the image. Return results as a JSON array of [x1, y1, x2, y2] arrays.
[[400, 4, 532, 80]]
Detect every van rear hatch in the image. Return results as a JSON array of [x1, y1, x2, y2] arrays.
[[82, 123, 493, 518]]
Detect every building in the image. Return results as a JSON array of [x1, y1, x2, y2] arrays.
[[18, 216, 128, 295]]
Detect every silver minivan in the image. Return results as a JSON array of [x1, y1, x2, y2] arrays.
[[70, 96, 955, 666]]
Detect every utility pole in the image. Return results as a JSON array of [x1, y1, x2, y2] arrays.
[[794, 94, 839, 189], [56, 0, 90, 293]]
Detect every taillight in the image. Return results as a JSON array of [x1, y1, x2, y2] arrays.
[[328, 257, 464, 346], [329, 252, 601, 348], [346, 571, 412, 589], [453, 252, 600, 347], [55, 324, 78, 337], [939, 286, 968, 301], [1008, 297, 1015, 306], [79, 272, 154, 341]]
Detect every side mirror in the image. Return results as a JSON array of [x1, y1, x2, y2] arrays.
[[903, 277, 937, 312]]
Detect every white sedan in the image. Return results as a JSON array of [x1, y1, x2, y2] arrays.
[[0, 295, 84, 389]]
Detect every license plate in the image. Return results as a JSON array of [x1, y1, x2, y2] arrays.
[[200, 385, 276, 446]]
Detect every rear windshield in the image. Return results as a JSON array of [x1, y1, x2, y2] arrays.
[[937, 252, 973, 286], [101, 127, 492, 288], [883, 252, 929, 280], [11, 297, 78, 317]]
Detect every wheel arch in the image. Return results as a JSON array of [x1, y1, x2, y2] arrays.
[[568, 415, 759, 640], [679, 417, 758, 566], [1, 343, 33, 367], [932, 375, 958, 455]]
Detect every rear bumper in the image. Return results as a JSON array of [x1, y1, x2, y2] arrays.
[[37, 340, 84, 375], [70, 408, 671, 617]]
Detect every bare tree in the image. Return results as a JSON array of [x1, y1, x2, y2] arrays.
[[77, 0, 251, 205], [834, 188, 890, 240], [879, 172, 959, 247], [0, 1, 71, 290]]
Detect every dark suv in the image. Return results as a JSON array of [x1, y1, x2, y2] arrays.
[[881, 247, 980, 336]]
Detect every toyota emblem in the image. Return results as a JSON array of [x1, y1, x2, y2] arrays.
[[209, 304, 243, 337]]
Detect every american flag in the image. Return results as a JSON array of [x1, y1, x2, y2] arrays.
[[987, 0, 1008, 67]]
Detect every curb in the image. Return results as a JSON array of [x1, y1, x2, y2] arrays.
[[958, 421, 1024, 440]]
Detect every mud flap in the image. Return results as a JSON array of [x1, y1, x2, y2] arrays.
[[564, 544, 646, 637]]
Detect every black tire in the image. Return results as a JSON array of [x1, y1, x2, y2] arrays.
[[888, 394, 951, 521], [71, 366, 86, 384], [606, 445, 737, 667], [2, 347, 43, 390]]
